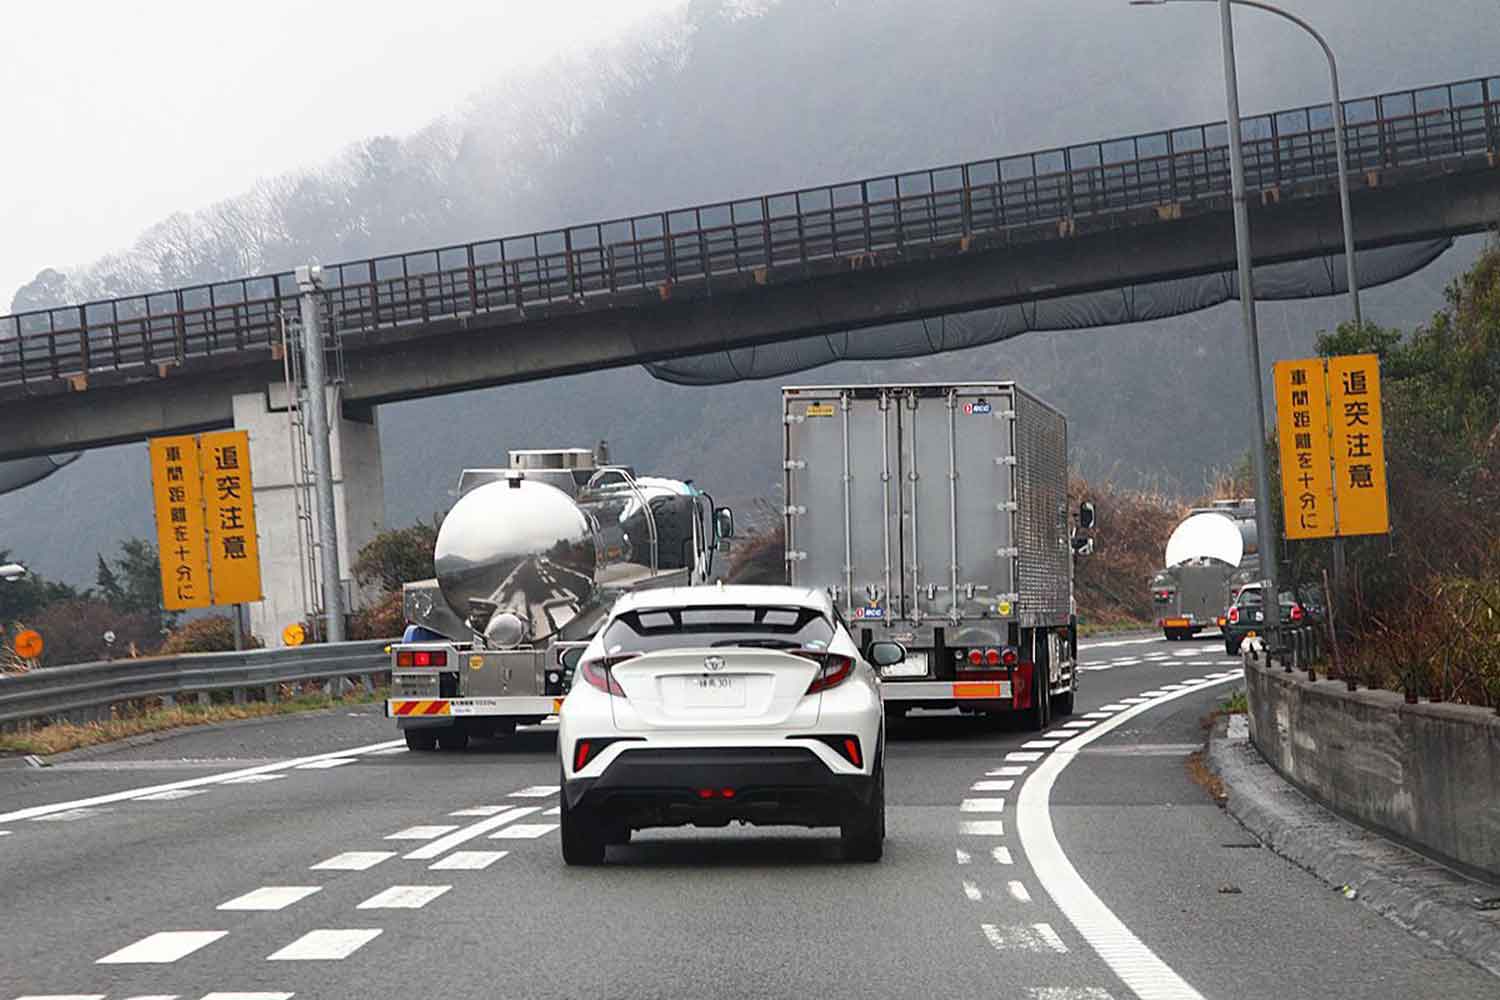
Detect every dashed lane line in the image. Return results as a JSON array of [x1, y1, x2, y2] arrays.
[[488, 822, 558, 840], [384, 825, 459, 841], [988, 766, 1028, 777], [963, 880, 984, 901], [1029, 989, 1117, 999], [0, 738, 405, 824], [428, 850, 508, 871], [959, 820, 1007, 836], [97, 930, 228, 965], [991, 846, 1014, 864], [956, 848, 973, 865], [267, 928, 382, 962], [218, 886, 322, 912], [310, 851, 396, 872], [507, 785, 560, 798], [1016, 674, 1240, 1000], [960, 798, 1006, 814], [980, 923, 1069, 954], [1006, 752, 1044, 763], [1007, 880, 1033, 903], [356, 885, 452, 909], [401, 807, 540, 861], [971, 780, 1014, 792]]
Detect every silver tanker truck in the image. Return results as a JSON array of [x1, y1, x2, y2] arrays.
[[387, 446, 734, 751], [1149, 499, 1259, 641]]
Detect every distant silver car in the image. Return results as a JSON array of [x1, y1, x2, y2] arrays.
[[556, 584, 891, 864]]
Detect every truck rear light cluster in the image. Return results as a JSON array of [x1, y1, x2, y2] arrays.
[[960, 647, 1018, 670], [395, 650, 448, 668], [1154, 589, 1174, 601]]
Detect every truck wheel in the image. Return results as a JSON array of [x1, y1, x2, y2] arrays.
[[560, 780, 606, 866], [840, 757, 885, 862], [404, 728, 438, 751], [1051, 678, 1076, 718], [1024, 676, 1048, 732], [436, 726, 470, 751]]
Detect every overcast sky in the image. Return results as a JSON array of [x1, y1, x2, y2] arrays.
[[0, 0, 685, 306]]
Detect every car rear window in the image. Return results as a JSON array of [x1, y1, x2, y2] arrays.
[[602, 605, 835, 656]]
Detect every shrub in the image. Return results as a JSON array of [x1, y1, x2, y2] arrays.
[[349, 590, 405, 641], [24, 599, 161, 666], [159, 615, 264, 655], [353, 522, 438, 593]]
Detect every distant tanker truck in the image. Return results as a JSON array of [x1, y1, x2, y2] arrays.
[[1149, 499, 1259, 641], [387, 446, 734, 750]]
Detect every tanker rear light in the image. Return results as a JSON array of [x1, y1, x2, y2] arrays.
[[395, 649, 448, 668], [960, 647, 1018, 670]]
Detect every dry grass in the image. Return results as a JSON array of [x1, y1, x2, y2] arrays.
[[1186, 749, 1228, 807], [0, 687, 385, 756]]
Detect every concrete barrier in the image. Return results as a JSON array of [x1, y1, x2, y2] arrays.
[[1245, 659, 1500, 878]]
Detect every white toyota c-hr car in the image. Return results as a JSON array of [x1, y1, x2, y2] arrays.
[[557, 584, 898, 864]]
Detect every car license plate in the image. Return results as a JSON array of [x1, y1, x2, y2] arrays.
[[683, 675, 746, 707], [881, 651, 928, 678]]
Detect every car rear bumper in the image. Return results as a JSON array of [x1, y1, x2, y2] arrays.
[[564, 746, 876, 829]]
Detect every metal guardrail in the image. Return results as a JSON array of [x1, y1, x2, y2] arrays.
[[0, 640, 392, 730], [1242, 624, 1324, 674], [1, 74, 1496, 392]]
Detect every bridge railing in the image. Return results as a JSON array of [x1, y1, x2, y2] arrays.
[[2, 75, 1495, 393]]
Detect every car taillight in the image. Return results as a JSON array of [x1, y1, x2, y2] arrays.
[[1228, 607, 1240, 625], [806, 655, 854, 694], [573, 735, 641, 771], [579, 656, 633, 697], [395, 649, 448, 668], [1290, 604, 1304, 623]]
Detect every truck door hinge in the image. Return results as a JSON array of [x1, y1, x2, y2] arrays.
[[994, 456, 1018, 467], [999, 409, 1017, 420], [995, 547, 1020, 558], [784, 413, 803, 425], [995, 501, 1019, 512], [784, 459, 806, 471]]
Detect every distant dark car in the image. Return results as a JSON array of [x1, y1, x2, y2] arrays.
[[1221, 583, 1312, 655]]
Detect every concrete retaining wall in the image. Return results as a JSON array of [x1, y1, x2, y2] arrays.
[[1246, 661, 1500, 877]]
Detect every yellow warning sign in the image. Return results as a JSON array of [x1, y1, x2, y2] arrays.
[[1274, 359, 1336, 540], [13, 629, 43, 659], [150, 436, 212, 610], [282, 623, 306, 647], [200, 430, 263, 604], [1327, 354, 1389, 537]]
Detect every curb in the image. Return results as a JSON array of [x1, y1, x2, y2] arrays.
[[0, 700, 386, 768], [1207, 715, 1500, 980]]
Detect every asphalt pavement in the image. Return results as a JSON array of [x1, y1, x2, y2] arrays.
[[1, 633, 1495, 1000]]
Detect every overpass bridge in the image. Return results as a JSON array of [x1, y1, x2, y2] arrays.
[[2, 73, 1498, 461]]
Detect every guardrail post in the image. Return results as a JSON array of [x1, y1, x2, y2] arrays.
[[232, 688, 248, 706], [264, 684, 278, 704]]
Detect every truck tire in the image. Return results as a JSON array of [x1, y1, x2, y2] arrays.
[[559, 777, 607, 866], [436, 726, 470, 751], [840, 757, 885, 862], [1051, 677, 1076, 718], [404, 727, 438, 751], [1024, 674, 1048, 732]]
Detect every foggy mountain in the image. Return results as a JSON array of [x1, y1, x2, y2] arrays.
[[4, 0, 1496, 586]]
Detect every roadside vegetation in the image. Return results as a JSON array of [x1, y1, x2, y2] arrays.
[[1272, 242, 1500, 706], [0, 685, 385, 756]]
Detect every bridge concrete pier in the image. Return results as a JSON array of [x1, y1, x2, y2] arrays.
[[231, 388, 386, 646]]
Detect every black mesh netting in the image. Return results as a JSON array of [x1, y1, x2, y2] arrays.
[[644, 238, 1453, 385]]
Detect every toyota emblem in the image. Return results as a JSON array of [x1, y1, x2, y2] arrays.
[[704, 655, 725, 672]]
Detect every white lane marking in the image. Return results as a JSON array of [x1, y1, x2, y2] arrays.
[[218, 886, 322, 911], [0, 738, 405, 824], [311, 851, 396, 872], [959, 820, 1006, 835], [962, 879, 983, 901], [488, 822, 558, 840], [403, 807, 540, 860], [201, 994, 296, 1000], [13, 995, 107, 999], [30, 808, 108, 822], [367, 746, 409, 755], [508, 785, 559, 798], [1078, 636, 1162, 650], [980, 923, 1068, 953], [1173, 650, 1198, 658], [98, 930, 227, 964], [1006, 752, 1044, 762], [991, 846, 1014, 864], [971, 780, 1014, 792], [221, 774, 285, 784], [1062, 721, 1093, 730], [449, 806, 509, 817], [1028, 990, 1117, 999], [1021, 740, 1062, 750], [1017, 676, 1237, 1000], [1007, 880, 1034, 903], [955, 848, 972, 865], [1137, 690, 1168, 697], [430, 850, 508, 871], [385, 825, 460, 841], [1083, 711, 1114, 719], [1114, 659, 1141, 666], [357, 885, 452, 909], [293, 758, 356, 770], [989, 766, 1028, 777], [0, 830, 12, 836], [960, 798, 1005, 813], [268, 928, 382, 961], [542, 806, 561, 816], [135, 789, 208, 801], [1119, 697, 1149, 704], [1099, 704, 1129, 711]]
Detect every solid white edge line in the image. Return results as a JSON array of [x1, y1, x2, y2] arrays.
[[1016, 675, 1237, 1000], [0, 738, 406, 824]]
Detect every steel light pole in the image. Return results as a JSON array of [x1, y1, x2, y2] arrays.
[[1131, 0, 1361, 327]]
